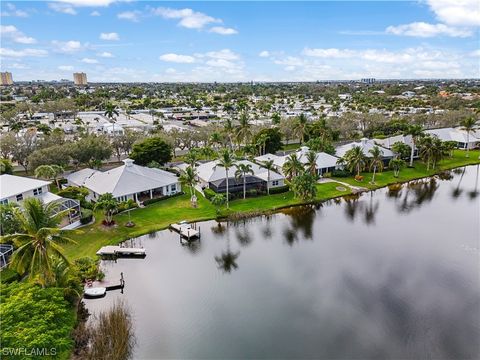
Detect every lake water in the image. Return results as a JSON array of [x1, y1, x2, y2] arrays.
[[84, 165, 480, 360]]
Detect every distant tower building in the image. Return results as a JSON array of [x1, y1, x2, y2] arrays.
[[0, 72, 13, 85], [73, 72, 88, 86], [361, 78, 376, 84]]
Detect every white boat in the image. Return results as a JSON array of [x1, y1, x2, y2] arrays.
[[84, 287, 106, 298]]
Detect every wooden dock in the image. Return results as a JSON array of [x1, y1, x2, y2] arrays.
[[96, 245, 146, 257], [170, 222, 200, 240]]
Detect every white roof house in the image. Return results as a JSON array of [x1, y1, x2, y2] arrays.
[[255, 146, 340, 175], [65, 159, 181, 203], [0, 174, 81, 228], [374, 134, 414, 149], [425, 127, 480, 149], [335, 138, 395, 159]]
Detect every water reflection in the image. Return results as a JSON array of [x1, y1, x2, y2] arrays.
[[468, 164, 479, 200], [452, 168, 466, 199], [84, 165, 480, 360]]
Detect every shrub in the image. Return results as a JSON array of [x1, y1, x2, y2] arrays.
[[204, 188, 216, 200], [74, 257, 104, 281], [323, 172, 332, 178], [331, 169, 351, 177], [117, 199, 138, 213], [268, 185, 289, 194], [80, 208, 93, 225], [354, 175, 364, 182], [0, 268, 20, 283], [58, 186, 89, 201]]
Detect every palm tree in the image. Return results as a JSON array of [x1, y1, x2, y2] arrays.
[[179, 166, 198, 205], [404, 124, 423, 167], [235, 112, 252, 147], [184, 149, 199, 168], [282, 153, 304, 181], [263, 160, 275, 195], [368, 146, 384, 184], [104, 102, 119, 136], [217, 150, 236, 208], [389, 158, 406, 177], [235, 163, 254, 200], [35, 164, 64, 189], [344, 146, 367, 177], [305, 150, 318, 177], [223, 118, 234, 149], [460, 116, 477, 158], [94, 193, 118, 225], [294, 113, 308, 144], [211, 193, 225, 215], [271, 112, 281, 125], [290, 173, 317, 200], [209, 132, 223, 151], [2, 198, 76, 287]]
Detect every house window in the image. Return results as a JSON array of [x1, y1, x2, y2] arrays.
[[0, 199, 8, 205], [16, 194, 23, 201], [272, 180, 279, 186], [171, 184, 176, 192], [33, 187, 43, 196]]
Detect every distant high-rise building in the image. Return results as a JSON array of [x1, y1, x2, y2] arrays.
[[0, 72, 13, 85], [361, 78, 376, 84], [73, 72, 88, 85]]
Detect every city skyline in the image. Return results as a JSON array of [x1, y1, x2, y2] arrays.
[[1, 0, 479, 82]]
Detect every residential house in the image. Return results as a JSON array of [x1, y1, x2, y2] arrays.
[[335, 138, 394, 164], [425, 127, 480, 149], [65, 159, 181, 203], [0, 174, 81, 229], [194, 159, 285, 194]]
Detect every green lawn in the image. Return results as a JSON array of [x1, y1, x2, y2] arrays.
[[333, 149, 480, 190]]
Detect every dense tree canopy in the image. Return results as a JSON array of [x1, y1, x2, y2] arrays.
[[130, 137, 172, 166]]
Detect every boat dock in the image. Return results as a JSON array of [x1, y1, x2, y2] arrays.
[[96, 245, 146, 257], [170, 221, 201, 240]]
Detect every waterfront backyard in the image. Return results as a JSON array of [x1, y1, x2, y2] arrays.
[[65, 150, 480, 259]]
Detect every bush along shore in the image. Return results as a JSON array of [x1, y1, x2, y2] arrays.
[[62, 149, 480, 260]]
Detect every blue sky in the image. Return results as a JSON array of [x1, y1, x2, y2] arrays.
[[1, 1, 479, 82]]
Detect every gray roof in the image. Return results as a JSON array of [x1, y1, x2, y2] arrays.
[[196, 159, 284, 183], [0, 174, 51, 200], [67, 159, 179, 198], [256, 146, 340, 171], [335, 139, 394, 158]]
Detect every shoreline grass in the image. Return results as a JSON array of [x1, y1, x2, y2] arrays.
[[64, 149, 479, 259]]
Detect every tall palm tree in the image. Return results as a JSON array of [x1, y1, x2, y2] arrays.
[[305, 150, 318, 177], [404, 124, 423, 167], [104, 102, 119, 136], [235, 163, 254, 200], [2, 198, 76, 287], [282, 153, 303, 181], [217, 150, 236, 208], [344, 146, 367, 177], [263, 160, 275, 195], [35, 164, 64, 189], [235, 112, 252, 147], [179, 166, 198, 205], [418, 135, 435, 170], [294, 113, 308, 144], [368, 146, 384, 184], [94, 193, 118, 225], [223, 118, 234, 149], [184, 149, 199, 169], [209, 132, 223, 151], [460, 116, 477, 158], [389, 158, 405, 177]]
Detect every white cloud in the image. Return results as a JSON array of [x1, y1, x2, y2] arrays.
[[58, 65, 74, 71], [80, 57, 98, 64], [0, 48, 48, 58], [165, 68, 177, 74], [0, 25, 37, 44], [117, 10, 141, 22], [54, 0, 118, 7], [303, 48, 356, 58], [151, 7, 220, 29], [426, 0, 480, 27], [209, 26, 238, 35], [100, 32, 119, 41], [203, 49, 239, 61], [48, 3, 77, 15], [386, 22, 472, 37], [159, 53, 196, 63], [97, 51, 114, 58], [51, 40, 85, 53], [1, 3, 29, 17], [469, 49, 480, 57], [259, 50, 270, 58], [90, 10, 100, 16]]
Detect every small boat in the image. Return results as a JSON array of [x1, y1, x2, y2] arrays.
[[84, 287, 107, 298]]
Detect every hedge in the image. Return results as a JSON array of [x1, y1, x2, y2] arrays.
[[331, 169, 352, 178], [268, 185, 289, 194], [80, 209, 93, 225]]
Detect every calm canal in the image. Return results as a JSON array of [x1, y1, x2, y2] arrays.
[[84, 165, 480, 359]]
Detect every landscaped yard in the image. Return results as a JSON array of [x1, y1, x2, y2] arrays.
[[332, 149, 480, 190], [64, 149, 479, 260]]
